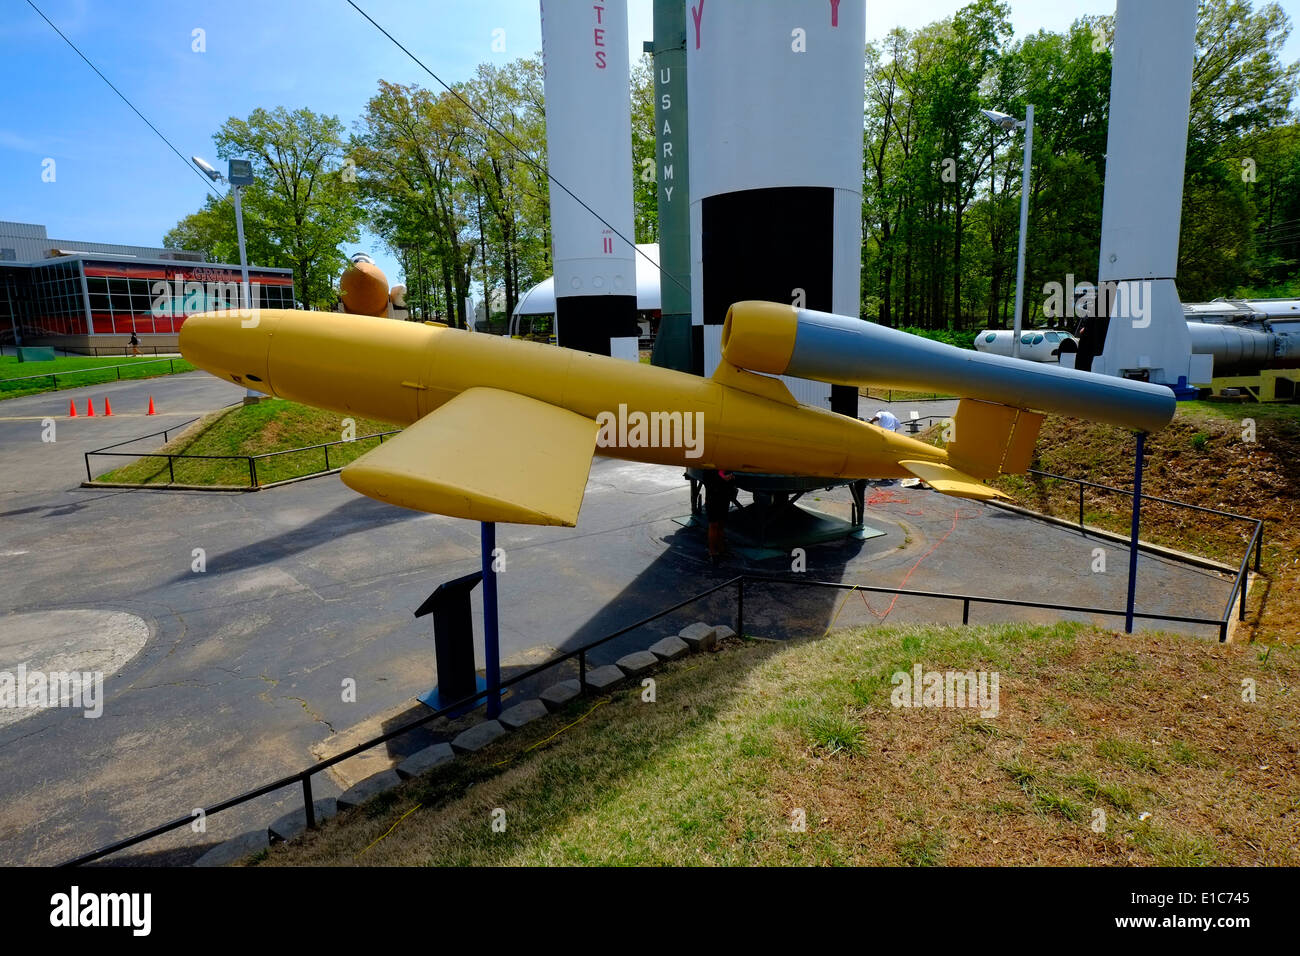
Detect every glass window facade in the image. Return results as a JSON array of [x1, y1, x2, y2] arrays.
[[28, 259, 88, 335], [7, 257, 295, 338]]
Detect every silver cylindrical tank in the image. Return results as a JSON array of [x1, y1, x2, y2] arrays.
[[1185, 322, 1275, 374]]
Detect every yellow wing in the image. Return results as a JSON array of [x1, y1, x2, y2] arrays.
[[897, 460, 1009, 502], [341, 387, 598, 526]]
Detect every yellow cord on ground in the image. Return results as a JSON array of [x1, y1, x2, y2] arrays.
[[357, 696, 612, 857], [360, 801, 422, 855], [493, 697, 610, 767], [824, 584, 862, 636]]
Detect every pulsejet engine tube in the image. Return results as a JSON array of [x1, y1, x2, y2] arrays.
[[722, 302, 1177, 434]]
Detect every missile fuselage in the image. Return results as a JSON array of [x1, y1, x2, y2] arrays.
[[180, 303, 1176, 523], [179, 308, 948, 480]]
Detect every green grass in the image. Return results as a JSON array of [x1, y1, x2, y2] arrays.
[[254, 620, 1299, 867], [94, 399, 397, 487], [1178, 399, 1300, 426], [0, 353, 195, 399]]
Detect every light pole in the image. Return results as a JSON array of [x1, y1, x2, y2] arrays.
[[982, 106, 1034, 359], [194, 155, 257, 399]]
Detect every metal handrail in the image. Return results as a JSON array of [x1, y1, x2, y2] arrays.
[[740, 575, 1225, 629], [1020, 466, 1264, 641], [62, 547, 1248, 867], [1028, 467, 1267, 522], [83, 416, 399, 487], [1, 356, 185, 389], [250, 431, 399, 461], [60, 575, 743, 866]]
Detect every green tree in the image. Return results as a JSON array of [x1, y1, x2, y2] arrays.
[[1179, 0, 1300, 298], [212, 107, 362, 308], [352, 82, 480, 328], [631, 53, 658, 244]]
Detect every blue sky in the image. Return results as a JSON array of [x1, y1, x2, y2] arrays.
[[2, 0, 1297, 295]]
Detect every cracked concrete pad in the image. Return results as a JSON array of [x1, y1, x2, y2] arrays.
[[498, 698, 548, 730], [539, 679, 581, 711], [0, 610, 150, 730], [615, 650, 659, 677], [337, 769, 403, 810], [268, 797, 338, 843], [396, 743, 455, 779], [648, 635, 689, 661], [193, 829, 269, 867], [451, 719, 506, 754]]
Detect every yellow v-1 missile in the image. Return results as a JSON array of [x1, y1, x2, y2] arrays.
[[178, 301, 1176, 527]]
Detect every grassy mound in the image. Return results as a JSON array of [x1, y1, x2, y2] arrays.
[[96, 399, 397, 487], [0, 354, 195, 399], [253, 621, 1298, 867]]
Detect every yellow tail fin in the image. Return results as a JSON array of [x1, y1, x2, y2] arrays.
[[947, 398, 1043, 479]]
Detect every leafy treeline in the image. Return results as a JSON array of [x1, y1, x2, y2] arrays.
[[864, 0, 1300, 330], [167, 0, 1298, 327]]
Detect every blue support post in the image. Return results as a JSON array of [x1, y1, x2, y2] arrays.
[[481, 521, 502, 718], [1124, 432, 1146, 634]]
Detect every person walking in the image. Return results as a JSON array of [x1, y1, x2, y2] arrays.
[[128, 330, 140, 357]]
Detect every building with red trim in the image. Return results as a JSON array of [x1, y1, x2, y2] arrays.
[[1, 221, 295, 353]]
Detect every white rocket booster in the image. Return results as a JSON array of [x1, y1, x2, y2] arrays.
[[686, 0, 865, 414], [539, 0, 639, 357], [1090, 0, 1208, 392]]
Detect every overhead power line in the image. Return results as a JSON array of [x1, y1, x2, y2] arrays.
[[24, 0, 227, 204]]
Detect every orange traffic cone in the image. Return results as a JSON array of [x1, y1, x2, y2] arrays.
[[86, 399, 95, 417], [68, 399, 77, 418], [147, 395, 156, 415], [103, 397, 113, 417]]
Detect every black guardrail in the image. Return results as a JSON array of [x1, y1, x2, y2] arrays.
[[84, 415, 401, 487], [0, 357, 187, 393], [1021, 468, 1262, 642], [61, 499, 1256, 868]]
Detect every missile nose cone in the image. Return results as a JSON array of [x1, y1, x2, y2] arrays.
[[179, 309, 277, 392]]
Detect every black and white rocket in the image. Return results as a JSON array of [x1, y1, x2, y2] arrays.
[[539, 0, 640, 358]]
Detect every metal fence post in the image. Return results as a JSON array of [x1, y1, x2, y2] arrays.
[[962, 598, 970, 625], [249, 457, 258, 488], [167, 456, 175, 484], [1239, 573, 1248, 621], [1078, 483, 1084, 530], [736, 577, 745, 638], [302, 776, 316, 829], [578, 649, 586, 690], [84, 453, 92, 483], [1124, 433, 1146, 634], [324, 444, 330, 472]]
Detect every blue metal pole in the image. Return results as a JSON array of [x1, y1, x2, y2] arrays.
[[481, 521, 502, 718], [1124, 432, 1146, 634]]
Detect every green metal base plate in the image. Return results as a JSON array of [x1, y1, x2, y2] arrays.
[[673, 503, 886, 559]]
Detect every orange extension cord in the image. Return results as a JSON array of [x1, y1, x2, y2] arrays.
[[824, 489, 983, 630]]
